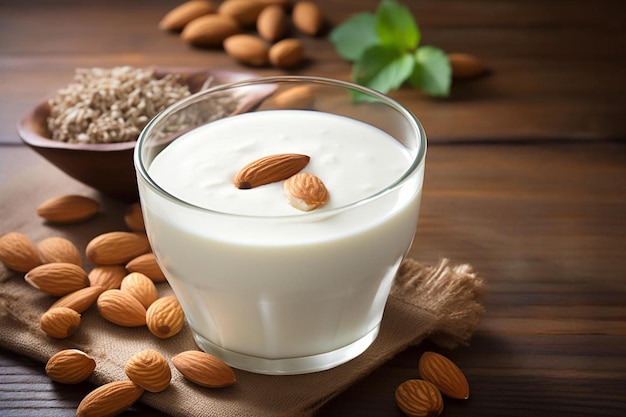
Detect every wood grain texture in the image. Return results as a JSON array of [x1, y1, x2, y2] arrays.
[[1, 0, 625, 416], [1, 0, 625, 145]]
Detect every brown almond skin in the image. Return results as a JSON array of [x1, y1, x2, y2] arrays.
[[284, 172, 328, 211], [146, 296, 185, 339], [269, 85, 315, 110], [38, 236, 82, 267], [234, 153, 310, 189], [124, 349, 171, 393], [36, 195, 99, 224], [448, 53, 488, 80], [181, 14, 241, 47], [0, 232, 42, 273], [173, 350, 236, 388], [124, 202, 145, 232], [50, 285, 105, 313], [88, 265, 127, 290], [224, 34, 270, 66], [269, 38, 305, 68], [40, 307, 81, 339], [257, 4, 289, 42], [419, 351, 470, 399], [25, 262, 89, 296], [97, 289, 147, 327], [45, 349, 96, 384], [85, 232, 151, 265], [76, 381, 144, 417], [395, 379, 444, 417], [218, 0, 267, 27], [292, 1, 324, 35], [159, 0, 218, 31], [125, 253, 167, 283]]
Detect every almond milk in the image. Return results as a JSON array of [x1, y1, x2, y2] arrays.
[[137, 109, 425, 374]]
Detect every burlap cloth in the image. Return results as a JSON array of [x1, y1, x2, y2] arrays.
[[0, 164, 484, 417]]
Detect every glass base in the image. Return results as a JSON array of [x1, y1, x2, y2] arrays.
[[191, 324, 381, 375]]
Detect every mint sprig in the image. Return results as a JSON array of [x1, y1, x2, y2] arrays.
[[330, 0, 451, 97]]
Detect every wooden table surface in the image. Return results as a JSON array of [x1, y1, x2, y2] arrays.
[[1, 0, 625, 416]]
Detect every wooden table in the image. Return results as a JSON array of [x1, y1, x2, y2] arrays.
[[1, 0, 625, 416]]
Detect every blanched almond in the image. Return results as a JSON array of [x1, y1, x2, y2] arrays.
[[36, 195, 99, 224], [86, 232, 151, 265], [38, 236, 82, 267], [25, 262, 89, 296], [0, 232, 42, 273], [40, 307, 81, 339], [284, 172, 329, 211], [46, 349, 96, 384]]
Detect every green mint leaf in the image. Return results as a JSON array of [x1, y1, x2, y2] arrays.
[[376, 0, 420, 51], [329, 12, 379, 62], [352, 45, 416, 95], [409, 46, 451, 97]]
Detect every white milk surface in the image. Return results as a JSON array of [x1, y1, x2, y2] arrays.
[[141, 110, 424, 371]]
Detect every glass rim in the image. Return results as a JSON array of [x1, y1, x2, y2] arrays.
[[134, 75, 427, 220]]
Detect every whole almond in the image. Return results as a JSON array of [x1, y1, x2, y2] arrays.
[[0, 232, 42, 273], [40, 307, 81, 339], [36, 195, 99, 224], [46, 349, 96, 384], [86, 232, 151, 265], [88, 265, 127, 290], [173, 350, 236, 388], [181, 14, 241, 47], [120, 272, 159, 308], [97, 289, 147, 327], [418, 351, 470, 399], [124, 202, 145, 232], [234, 153, 310, 189], [284, 172, 328, 211], [125, 253, 167, 282], [448, 53, 488, 80], [269, 38, 305, 68], [218, 0, 267, 27], [292, 1, 324, 36], [76, 380, 144, 417], [146, 296, 185, 339], [270, 85, 315, 109], [50, 285, 105, 313], [25, 262, 89, 296], [257, 4, 289, 42], [395, 379, 444, 417], [124, 349, 171, 393], [224, 34, 269, 66], [159, 0, 218, 31], [38, 236, 82, 267]]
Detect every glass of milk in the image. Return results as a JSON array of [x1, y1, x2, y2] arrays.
[[134, 76, 426, 375]]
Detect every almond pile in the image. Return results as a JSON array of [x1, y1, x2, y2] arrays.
[[159, 0, 325, 68], [234, 152, 329, 211], [395, 351, 470, 417], [1, 194, 238, 416]]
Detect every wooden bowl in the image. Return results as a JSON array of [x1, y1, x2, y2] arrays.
[[17, 68, 262, 202]]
